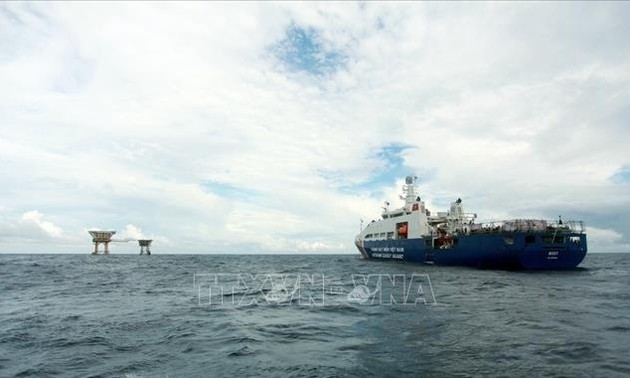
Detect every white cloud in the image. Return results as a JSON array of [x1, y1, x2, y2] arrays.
[[0, 210, 67, 243], [117, 224, 170, 246], [20, 211, 63, 238], [118, 224, 146, 241], [587, 227, 630, 253], [1, 3, 629, 253]]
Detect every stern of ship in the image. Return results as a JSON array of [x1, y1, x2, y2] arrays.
[[517, 233, 587, 269]]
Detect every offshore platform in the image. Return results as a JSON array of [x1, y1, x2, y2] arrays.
[[89, 230, 116, 255], [88, 230, 154, 255], [138, 239, 153, 255]]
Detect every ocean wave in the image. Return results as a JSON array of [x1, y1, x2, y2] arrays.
[[1, 253, 629, 377]]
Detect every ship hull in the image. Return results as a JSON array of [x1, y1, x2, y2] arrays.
[[356, 232, 587, 269]]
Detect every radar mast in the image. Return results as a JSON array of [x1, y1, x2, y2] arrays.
[[403, 175, 418, 205]]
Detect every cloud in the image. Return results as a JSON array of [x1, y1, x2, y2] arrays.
[[1, 3, 629, 253], [20, 211, 63, 238], [0, 210, 66, 243], [117, 224, 170, 245], [118, 224, 145, 240], [587, 227, 630, 253]]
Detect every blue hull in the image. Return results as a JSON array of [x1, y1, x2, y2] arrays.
[[356, 232, 587, 269]]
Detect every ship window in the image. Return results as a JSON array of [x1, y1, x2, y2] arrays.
[[525, 235, 535, 244], [383, 215, 389, 219], [569, 236, 580, 244], [365, 234, 372, 239], [387, 232, 394, 240], [380, 233, 386, 238]]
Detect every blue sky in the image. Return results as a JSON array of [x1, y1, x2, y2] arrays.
[[271, 23, 347, 76], [1, 2, 629, 253], [612, 167, 630, 184]]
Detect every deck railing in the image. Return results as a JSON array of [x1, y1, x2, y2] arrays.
[[467, 219, 585, 234]]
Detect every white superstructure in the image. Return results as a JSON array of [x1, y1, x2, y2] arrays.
[[356, 176, 476, 243]]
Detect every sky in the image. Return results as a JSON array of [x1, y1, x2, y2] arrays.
[[1, 2, 629, 254]]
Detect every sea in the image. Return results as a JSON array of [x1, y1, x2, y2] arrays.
[[1, 253, 629, 377]]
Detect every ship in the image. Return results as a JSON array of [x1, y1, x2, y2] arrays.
[[355, 176, 587, 269]]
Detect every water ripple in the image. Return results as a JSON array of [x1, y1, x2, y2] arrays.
[[0, 253, 629, 377]]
